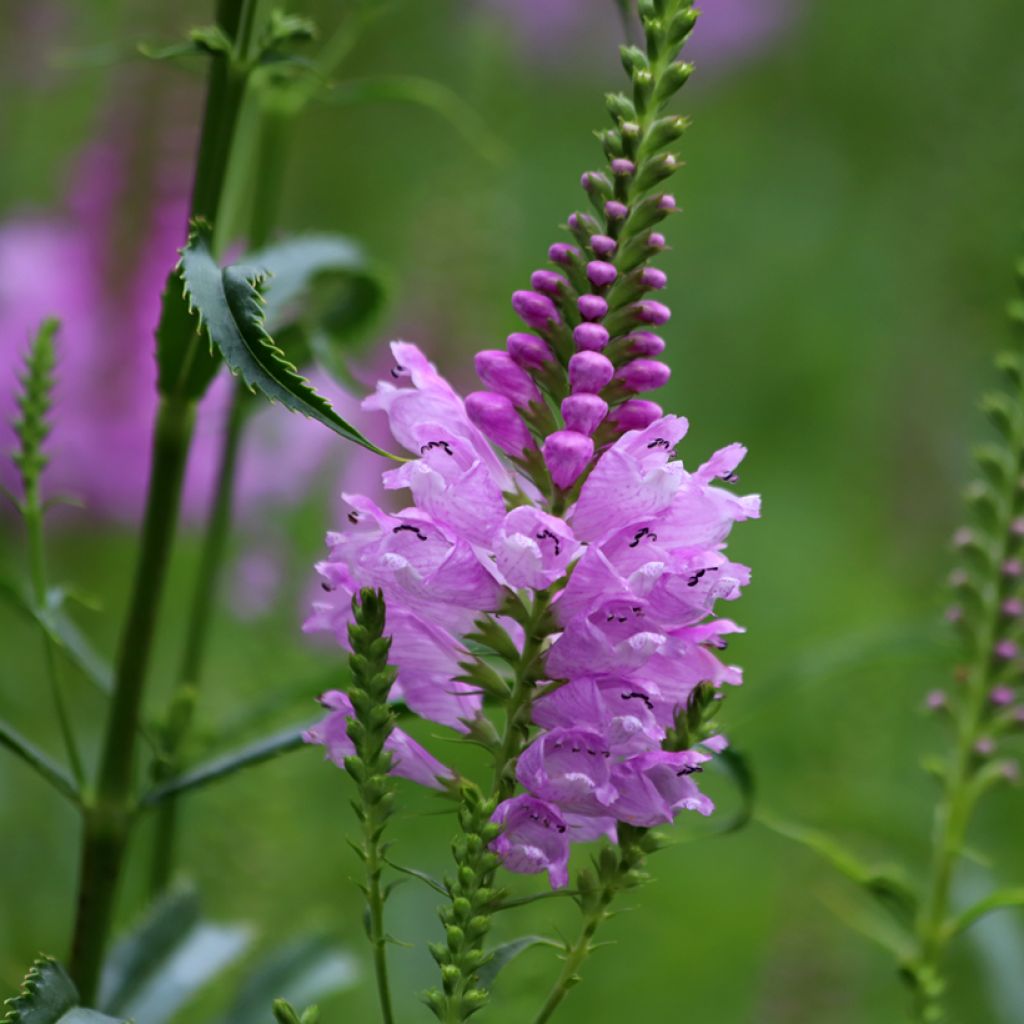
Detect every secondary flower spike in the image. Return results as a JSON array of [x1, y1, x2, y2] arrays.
[[306, 0, 759, 896]]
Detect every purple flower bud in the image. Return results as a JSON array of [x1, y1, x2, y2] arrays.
[[531, 269, 566, 296], [627, 331, 666, 356], [641, 267, 667, 290], [590, 234, 617, 257], [466, 391, 534, 457], [974, 736, 996, 757], [634, 300, 672, 325], [543, 430, 595, 488], [573, 322, 609, 351], [991, 685, 1015, 706], [648, 232, 666, 249], [578, 294, 608, 321], [475, 350, 541, 408], [925, 690, 947, 710], [549, 242, 580, 266], [605, 200, 629, 220], [507, 332, 554, 370], [1004, 559, 1023, 577], [611, 158, 635, 176], [617, 358, 671, 393], [1003, 597, 1024, 617], [611, 399, 664, 431], [569, 351, 615, 394], [586, 261, 618, 287], [512, 289, 561, 330], [562, 393, 608, 435], [996, 639, 1019, 660]]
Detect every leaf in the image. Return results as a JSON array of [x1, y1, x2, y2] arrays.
[[141, 726, 308, 807], [476, 936, 561, 991], [222, 934, 358, 1024], [759, 812, 919, 926], [3, 957, 127, 1024], [0, 718, 79, 804], [944, 887, 1024, 941], [99, 884, 250, 1024], [179, 222, 397, 459]]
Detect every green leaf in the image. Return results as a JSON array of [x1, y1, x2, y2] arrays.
[[179, 222, 397, 459], [944, 887, 1024, 941], [0, 718, 79, 804], [222, 934, 358, 1024], [476, 936, 560, 991], [759, 812, 919, 926], [141, 726, 308, 807], [99, 885, 250, 1024], [3, 957, 127, 1024]]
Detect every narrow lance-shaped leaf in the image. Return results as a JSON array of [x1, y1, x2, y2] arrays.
[[179, 221, 399, 459]]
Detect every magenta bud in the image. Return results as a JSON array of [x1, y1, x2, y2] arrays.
[[627, 331, 666, 356], [549, 242, 580, 266], [573, 323, 610, 352], [648, 232, 666, 249], [617, 358, 671, 393], [531, 269, 567, 296], [996, 639, 1019, 660], [512, 289, 561, 330], [543, 430, 594, 488], [611, 158, 635, 176], [586, 261, 618, 287], [475, 349, 541, 408], [605, 200, 628, 220], [633, 300, 671, 325], [578, 294, 608, 321], [562, 393, 608, 436], [569, 351, 615, 394], [641, 267, 668, 290], [1003, 597, 1024, 617], [611, 398, 663, 431], [466, 391, 534, 457], [991, 685, 1015, 706], [590, 234, 617, 257], [507, 332, 554, 370]]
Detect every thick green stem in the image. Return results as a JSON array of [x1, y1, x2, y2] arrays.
[[69, 396, 196, 1003], [148, 383, 247, 895]]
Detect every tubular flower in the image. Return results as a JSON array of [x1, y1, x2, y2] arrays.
[[305, 0, 759, 888]]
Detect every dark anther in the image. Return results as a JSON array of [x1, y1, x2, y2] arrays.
[[420, 439, 454, 456], [393, 524, 428, 541], [536, 528, 561, 556], [621, 690, 655, 710], [647, 438, 671, 450]]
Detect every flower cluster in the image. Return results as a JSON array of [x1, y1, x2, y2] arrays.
[[305, 0, 759, 889]]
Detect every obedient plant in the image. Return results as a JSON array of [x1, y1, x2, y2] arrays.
[[303, 1, 759, 1020]]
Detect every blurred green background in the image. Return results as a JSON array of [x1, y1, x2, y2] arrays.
[[2, 1, 1024, 1021]]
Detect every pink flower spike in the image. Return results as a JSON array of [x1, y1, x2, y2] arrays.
[[562, 393, 608, 436], [586, 260, 618, 287], [617, 358, 671, 393], [990, 685, 1015, 706], [573, 323, 610, 352], [569, 351, 615, 394], [578, 294, 608, 321], [465, 391, 534, 457], [543, 430, 594, 488]]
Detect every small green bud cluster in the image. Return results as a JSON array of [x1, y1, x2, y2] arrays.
[[426, 785, 504, 1022]]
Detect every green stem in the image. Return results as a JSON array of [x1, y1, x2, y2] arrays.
[[69, 395, 196, 1004]]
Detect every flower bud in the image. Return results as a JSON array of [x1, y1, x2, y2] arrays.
[[569, 352, 615, 393], [578, 294, 609, 321], [543, 430, 595, 488], [611, 398, 663, 431], [475, 350, 540, 408], [531, 269, 566, 296], [573, 323, 610, 351], [507, 332, 554, 370], [617, 358, 671, 393], [562, 394, 608, 435], [466, 391, 534, 457], [512, 290, 561, 330], [586, 261, 618, 287], [590, 234, 617, 257]]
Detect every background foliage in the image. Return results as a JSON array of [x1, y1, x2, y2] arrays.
[[2, 0, 1024, 1020]]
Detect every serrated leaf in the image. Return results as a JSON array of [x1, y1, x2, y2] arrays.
[[475, 936, 560, 991], [179, 222, 397, 459], [99, 885, 250, 1024], [944, 887, 1024, 941], [222, 934, 357, 1024], [3, 958, 127, 1024]]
